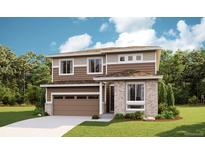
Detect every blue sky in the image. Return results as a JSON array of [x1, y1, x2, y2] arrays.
[[0, 17, 204, 56]]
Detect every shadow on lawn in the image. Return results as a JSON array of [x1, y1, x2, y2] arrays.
[[157, 122, 205, 137], [0, 111, 35, 127], [80, 119, 140, 127]]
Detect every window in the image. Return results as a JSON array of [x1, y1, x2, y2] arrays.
[[136, 55, 142, 61], [118, 54, 143, 63], [127, 105, 144, 109], [60, 59, 74, 75], [77, 96, 87, 99], [88, 95, 99, 99], [119, 56, 125, 62], [54, 96, 63, 99], [65, 96, 75, 99], [128, 55, 133, 61], [127, 83, 145, 111], [88, 58, 103, 74]]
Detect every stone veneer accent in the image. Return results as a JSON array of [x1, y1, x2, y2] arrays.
[[114, 81, 126, 114], [45, 103, 53, 115], [113, 80, 158, 117], [144, 80, 158, 117]]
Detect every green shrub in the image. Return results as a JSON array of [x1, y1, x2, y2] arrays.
[[155, 114, 164, 119], [33, 107, 44, 115], [158, 103, 168, 114], [134, 111, 144, 120], [188, 95, 199, 104], [92, 115, 99, 119], [114, 113, 124, 119], [124, 113, 135, 120], [167, 83, 175, 106], [162, 110, 174, 119], [168, 106, 179, 117], [44, 112, 49, 116]]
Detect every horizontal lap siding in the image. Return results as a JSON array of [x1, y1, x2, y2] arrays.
[[47, 87, 99, 101], [107, 63, 155, 74], [53, 66, 105, 82]]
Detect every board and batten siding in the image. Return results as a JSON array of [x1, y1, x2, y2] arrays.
[[47, 87, 99, 101]]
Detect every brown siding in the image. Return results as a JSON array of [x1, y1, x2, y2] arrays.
[[53, 98, 99, 116], [53, 66, 105, 82], [47, 87, 99, 101], [107, 63, 155, 74]]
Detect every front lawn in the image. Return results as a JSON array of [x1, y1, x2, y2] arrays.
[[63, 106, 205, 137], [0, 106, 37, 127]]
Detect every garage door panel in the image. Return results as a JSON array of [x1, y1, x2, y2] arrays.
[[54, 110, 99, 116], [54, 101, 98, 106], [54, 105, 98, 111], [53, 95, 99, 116]]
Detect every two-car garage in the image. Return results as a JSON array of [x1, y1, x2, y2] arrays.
[[53, 95, 99, 116], [45, 85, 100, 116]]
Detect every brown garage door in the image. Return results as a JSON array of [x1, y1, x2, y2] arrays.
[[53, 95, 99, 116]]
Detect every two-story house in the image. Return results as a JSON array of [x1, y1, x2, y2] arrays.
[[40, 46, 163, 117]]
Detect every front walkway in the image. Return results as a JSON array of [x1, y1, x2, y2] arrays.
[[0, 116, 90, 137]]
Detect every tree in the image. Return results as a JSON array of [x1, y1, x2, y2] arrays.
[[158, 80, 167, 104], [0, 45, 51, 105], [167, 83, 175, 106]]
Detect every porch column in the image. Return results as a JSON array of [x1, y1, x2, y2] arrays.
[[99, 82, 103, 115]]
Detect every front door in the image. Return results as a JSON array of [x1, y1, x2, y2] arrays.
[[110, 85, 114, 112]]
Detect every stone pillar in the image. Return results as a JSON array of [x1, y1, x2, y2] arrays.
[[145, 80, 158, 117], [45, 103, 53, 115], [114, 81, 126, 114]]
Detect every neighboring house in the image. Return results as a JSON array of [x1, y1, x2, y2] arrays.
[[40, 46, 163, 117]]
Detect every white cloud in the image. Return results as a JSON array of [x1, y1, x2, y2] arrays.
[[99, 23, 108, 32], [94, 17, 205, 51], [59, 33, 92, 53], [94, 41, 115, 48], [164, 29, 177, 37], [109, 17, 156, 33]]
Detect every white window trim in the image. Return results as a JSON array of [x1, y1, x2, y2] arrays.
[[118, 55, 126, 63], [118, 53, 143, 64], [126, 82, 145, 111], [59, 58, 74, 76], [87, 57, 103, 75]]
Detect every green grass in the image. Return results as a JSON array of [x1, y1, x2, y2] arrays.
[[63, 106, 205, 137], [0, 106, 37, 127]]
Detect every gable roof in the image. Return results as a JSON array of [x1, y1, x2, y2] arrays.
[[47, 46, 162, 58]]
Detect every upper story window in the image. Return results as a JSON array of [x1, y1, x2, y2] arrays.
[[128, 55, 133, 61], [136, 55, 142, 61], [118, 54, 143, 63], [119, 56, 125, 62], [87, 58, 103, 74], [59, 59, 74, 75]]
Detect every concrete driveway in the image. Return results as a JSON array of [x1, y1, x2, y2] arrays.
[[0, 116, 90, 137]]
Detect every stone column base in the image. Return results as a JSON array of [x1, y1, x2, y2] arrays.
[[45, 103, 53, 115]]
